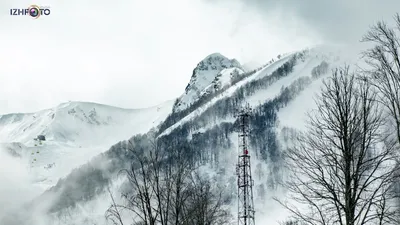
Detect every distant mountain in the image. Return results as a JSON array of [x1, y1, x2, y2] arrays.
[[0, 100, 174, 188], [0, 101, 173, 145]]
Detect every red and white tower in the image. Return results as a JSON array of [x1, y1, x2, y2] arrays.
[[236, 104, 255, 225]]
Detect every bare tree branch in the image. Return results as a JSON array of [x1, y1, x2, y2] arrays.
[[106, 133, 230, 225], [277, 67, 399, 225], [362, 13, 400, 151]]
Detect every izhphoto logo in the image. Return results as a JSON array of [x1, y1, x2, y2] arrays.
[[10, 5, 50, 19]]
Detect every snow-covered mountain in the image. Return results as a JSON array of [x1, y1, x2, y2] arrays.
[[0, 100, 174, 188], [174, 53, 245, 112], [0, 101, 173, 145], [1, 45, 362, 225]]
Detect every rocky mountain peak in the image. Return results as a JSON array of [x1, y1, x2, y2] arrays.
[[175, 53, 244, 112]]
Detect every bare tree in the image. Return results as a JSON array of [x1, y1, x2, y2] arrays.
[[362, 13, 400, 149], [106, 134, 230, 225], [362, 12, 400, 220], [122, 140, 159, 225], [149, 142, 171, 225], [106, 186, 125, 225], [182, 172, 231, 225], [276, 67, 399, 225], [105, 137, 162, 225]]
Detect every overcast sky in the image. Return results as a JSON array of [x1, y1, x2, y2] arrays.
[[1, 0, 399, 114]]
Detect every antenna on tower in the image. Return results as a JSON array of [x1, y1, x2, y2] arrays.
[[235, 103, 255, 225]]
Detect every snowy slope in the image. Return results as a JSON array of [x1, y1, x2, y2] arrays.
[[161, 46, 359, 138], [174, 53, 244, 112], [153, 46, 358, 224], [200, 67, 245, 96], [159, 53, 295, 137], [0, 142, 27, 157], [0, 100, 174, 188], [0, 101, 173, 146], [276, 45, 363, 131]]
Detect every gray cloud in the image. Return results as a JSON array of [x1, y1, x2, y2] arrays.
[[233, 0, 400, 44], [1, 0, 397, 114]]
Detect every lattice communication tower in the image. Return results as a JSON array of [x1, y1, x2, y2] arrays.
[[235, 104, 255, 225]]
